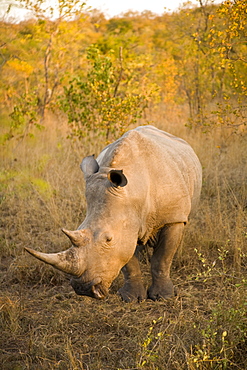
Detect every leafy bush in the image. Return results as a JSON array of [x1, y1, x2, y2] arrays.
[[59, 45, 157, 142]]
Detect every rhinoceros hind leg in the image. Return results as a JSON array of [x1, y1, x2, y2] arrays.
[[148, 223, 184, 301], [119, 251, 146, 303]]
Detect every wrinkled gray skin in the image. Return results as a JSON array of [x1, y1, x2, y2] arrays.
[[25, 126, 202, 302]]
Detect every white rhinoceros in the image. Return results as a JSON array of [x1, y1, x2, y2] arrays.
[[25, 126, 202, 302]]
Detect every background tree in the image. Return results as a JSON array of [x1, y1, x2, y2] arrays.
[[59, 44, 159, 143], [207, 0, 247, 130], [2, 0, 88, 140], [0, 0, 246, 140]]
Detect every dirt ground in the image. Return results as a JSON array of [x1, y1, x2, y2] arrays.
[[1, 115, 247, 369]]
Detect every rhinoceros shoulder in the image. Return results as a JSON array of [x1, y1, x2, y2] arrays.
[[96, 129, 143, 167], [97, 125, 196, 170]]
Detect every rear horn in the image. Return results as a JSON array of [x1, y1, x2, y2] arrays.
[[62, 228, 90, 247]]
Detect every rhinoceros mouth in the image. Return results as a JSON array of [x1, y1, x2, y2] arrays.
[[70, 277, 108, 300]]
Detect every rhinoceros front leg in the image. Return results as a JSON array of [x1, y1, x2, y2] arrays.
[[148, 223, 184, 301], [118, 249, 146, 303]]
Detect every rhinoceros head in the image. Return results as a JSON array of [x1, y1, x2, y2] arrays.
[[25, 155, 139, 299]]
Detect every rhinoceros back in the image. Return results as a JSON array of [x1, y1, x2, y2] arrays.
[[97, 126, 202, 228]]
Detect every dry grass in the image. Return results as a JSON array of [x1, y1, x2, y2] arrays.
[[0, 107, 246, 370]]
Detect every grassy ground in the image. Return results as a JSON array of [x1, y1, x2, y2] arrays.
[[0, 107, 247, 369]]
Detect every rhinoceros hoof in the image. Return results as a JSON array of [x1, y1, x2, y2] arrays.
[[147, 278, 174, 301], [118, 279, 146, 303]]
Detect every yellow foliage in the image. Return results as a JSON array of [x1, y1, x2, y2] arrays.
[[155, 58, 178, 103], [31, 177, 53, 198], [6, 59, 33, 77], [0, 169, 53, 200]]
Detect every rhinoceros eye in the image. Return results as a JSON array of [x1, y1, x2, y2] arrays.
[[101, 232, 113, 245], [99, 231, 113, 244], [98, 230, 115, 249], [105, 235, 112, 243]]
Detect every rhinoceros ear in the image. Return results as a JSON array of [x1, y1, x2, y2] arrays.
[[108, 169, 128, 187], [80, 155, 99, 177]]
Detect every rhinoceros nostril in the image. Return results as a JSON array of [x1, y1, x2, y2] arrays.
[[70, 277, 102, 296]]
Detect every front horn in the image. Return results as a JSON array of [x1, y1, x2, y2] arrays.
[[24, 246, 83, 276]]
